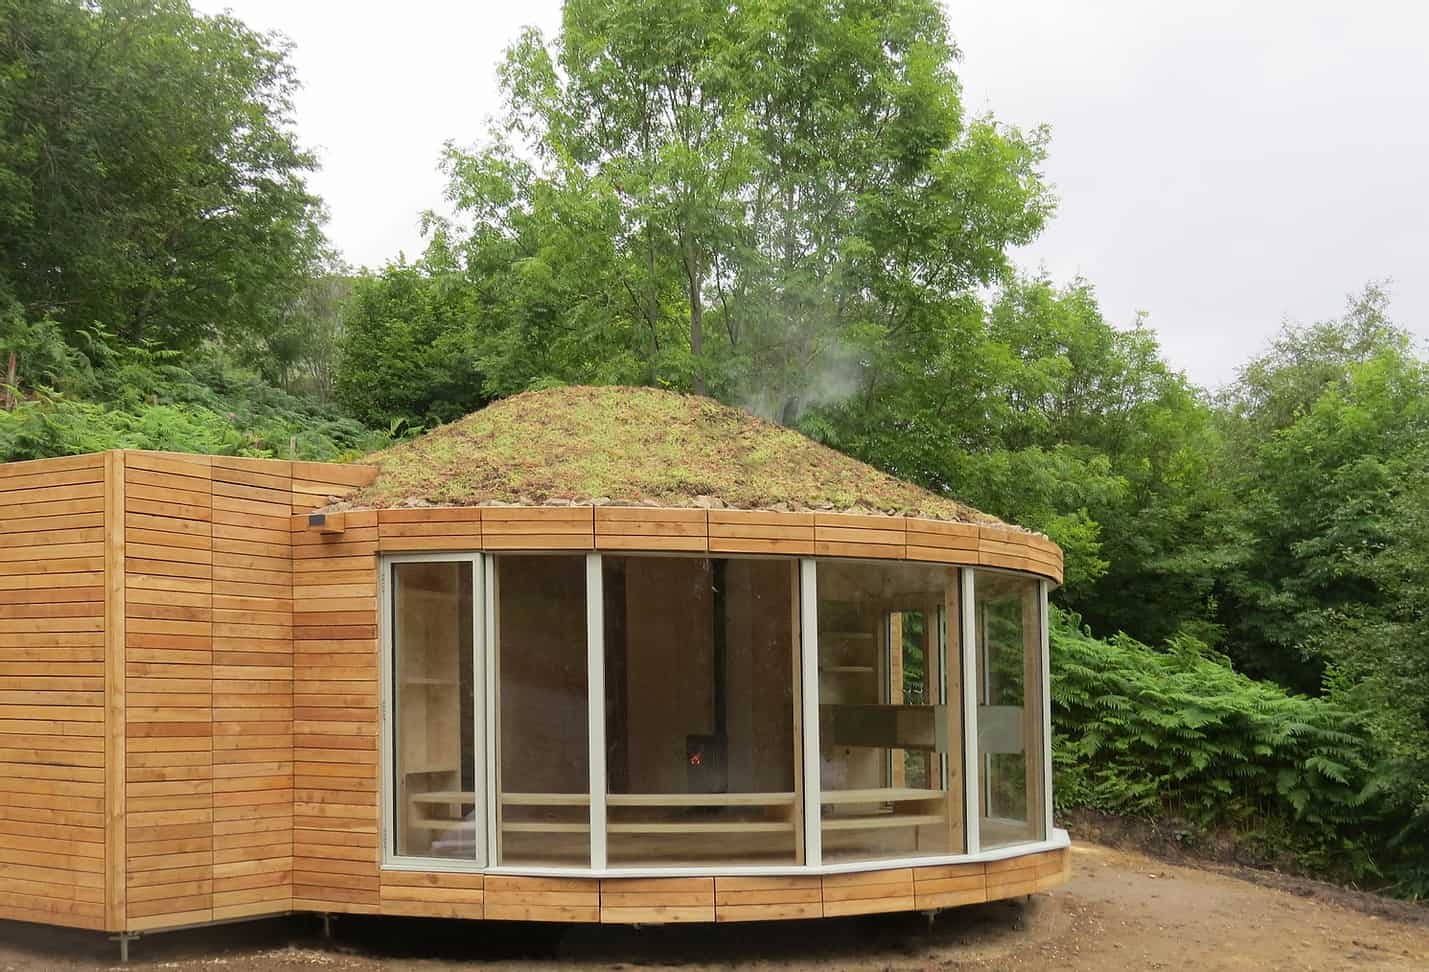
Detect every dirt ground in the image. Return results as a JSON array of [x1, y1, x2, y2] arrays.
[[2, 843, 1427, 971]]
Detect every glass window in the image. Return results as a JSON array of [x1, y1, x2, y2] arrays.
[[494, 555, 590, 866], [973, 571, 1046, 848], [815, 561, 963, 863], [391, 561, 476, 860], [603, 556, 800, 865]]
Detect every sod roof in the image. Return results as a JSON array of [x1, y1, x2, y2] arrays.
[[343, 385, 1004, 525]]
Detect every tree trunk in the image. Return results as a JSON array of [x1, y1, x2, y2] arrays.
[[3, 351, 15, 411], [689, 256, 705, 396]]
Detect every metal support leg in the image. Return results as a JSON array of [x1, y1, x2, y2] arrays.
[[922, 909, 939, 931], [322, 913, 334, 941], [113, 932, 138, 963]]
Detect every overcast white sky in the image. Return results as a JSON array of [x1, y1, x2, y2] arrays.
[[195, 0, 1429, 389]]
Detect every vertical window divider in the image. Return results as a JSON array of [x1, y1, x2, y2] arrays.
[[1039, 579, 1054, 840], [798, 558, 822, 868], [378, 557, 394, 864], [483, 557, 499, 868], [960, 568, 980, 855], [585, 553, 607, 870]]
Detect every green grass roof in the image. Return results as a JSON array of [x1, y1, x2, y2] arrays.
[[346, 385, 1000, 524]]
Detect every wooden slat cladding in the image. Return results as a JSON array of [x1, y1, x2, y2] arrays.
[[595, 507, 707, 552], [289, 462, 379, 515], [483, 875, 600, 923], [291, 508, 381, 915], [714, 875, 822, 922], [117, 451, 372, 930], [905, 518, 980, 565], [370, 849, 1069, 924], [814, 512, 906, 560], [913, 860, 987, 909], [209, 457, 296, 921], [708, 510, 815, 555], [377, 507, 482, 552], [308, 505, 1061, 585], [123, 451, 214, 930], [0, 453, 107, 930], [481, 506, 594, 550], [4, 449, 1068, 936], [600, 877, 715, 924], [819, 868, 916, 918], [380, 870, 484, 919]]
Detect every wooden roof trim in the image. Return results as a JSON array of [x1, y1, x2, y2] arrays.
[[294, 505, 1065, 585]]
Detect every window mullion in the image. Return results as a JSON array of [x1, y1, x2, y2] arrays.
[[1040, 579, 1053, 840], [586, 553, 607, 870], [960, 568, 980, 855], [798, 558, 822, 868]]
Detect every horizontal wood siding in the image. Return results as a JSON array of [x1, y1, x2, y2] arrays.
[[708, 510, 815, 556], [373, 846, 1069, 924], [813, 512, 906, 560], [600, 877, 715, 924], [210, 457, 296, 922], [123, 451, 214, 931], [311, 505, 1062, 585], [292, 502, 381, 916], [595, 507, 707, 552], [377, 507, 482, 552], [482, 507, 594, 551], [0, 454, 107, 930]]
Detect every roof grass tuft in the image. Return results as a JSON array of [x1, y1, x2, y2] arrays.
[[346, 385, 1002, 524]]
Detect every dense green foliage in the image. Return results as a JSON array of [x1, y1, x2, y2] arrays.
[[337, 0, 1051, 421], [0, 0, 325, 352], [1050, 611, 1397, 882], [0, 326, 387, 461], [3, 0, 1428, 898]]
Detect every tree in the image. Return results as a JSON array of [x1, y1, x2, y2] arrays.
[[811, 275, 1221, 625], [334, 264, 486, 428], [0, 0, 324, 353], [421, 0, 1052, 411], [1210, 287, 1429, 690]]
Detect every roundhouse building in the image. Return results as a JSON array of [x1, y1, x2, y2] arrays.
[[0, 386, 1068, 950]]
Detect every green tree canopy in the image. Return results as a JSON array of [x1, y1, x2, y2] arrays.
[[413, 0, 1051, 415], [0, 0, 324, 355]]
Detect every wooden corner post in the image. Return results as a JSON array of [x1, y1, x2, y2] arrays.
[[103, 450, 127, 931]]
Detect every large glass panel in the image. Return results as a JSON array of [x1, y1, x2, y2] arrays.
[[973, 571, 1046, 848], [495, 555, 590, 865], [603, 556, 800, 865], [391, 561, 476, 860], [815, 561, 963, 863]]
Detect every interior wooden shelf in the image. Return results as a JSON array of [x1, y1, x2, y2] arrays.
[[609, 821, 795, 835], [401, 677, 458, 687], [822, 813, 944, 831], [820, 631, 874, 639], [502, 821, 591, 834], [819, 665, 874, 674], [608, 792, 795, 808], [501, 792, 590, 806], [410, 819, 479, 831], [821, 787, 948, 805], [410, 790, 477, 805]]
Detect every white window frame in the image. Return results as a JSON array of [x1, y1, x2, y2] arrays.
[[379, 551, 1064, 877], [379, 551, 486, 870]]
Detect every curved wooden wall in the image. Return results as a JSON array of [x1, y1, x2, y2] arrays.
[[0, 452, 1067, 936], [359, 506, 1063, 584], [294, 502, 1066, 925]]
